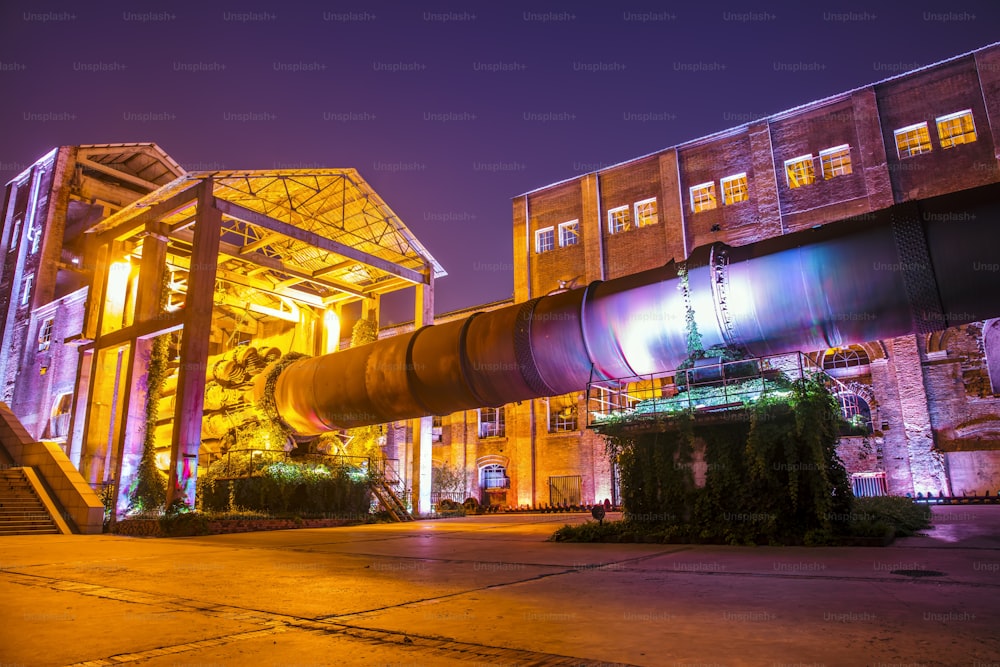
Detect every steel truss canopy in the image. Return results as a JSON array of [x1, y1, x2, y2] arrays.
[[88, 169, 445, 307]]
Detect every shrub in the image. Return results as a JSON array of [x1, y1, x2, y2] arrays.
[[847, 496, 931, 537], [198, 455, 371, 517]]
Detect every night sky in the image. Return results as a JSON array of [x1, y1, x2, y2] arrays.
[[1, 1, 998, 323]]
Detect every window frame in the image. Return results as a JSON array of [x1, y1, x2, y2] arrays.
[[480, 463, 508, 489], [557, 219, 579, 247], [38, 317, 54, 352], [720, 173, 749, 205], [479, 406, 506, 439], [548, 396, 579, 433], [689, 182, 717, 213], [819, 144, 853, 180], [634, 197, 659, 228], [784, 154, 815, 189], [607, 205, 631, 234], [935, 109, 977, 149], [534, 226, 555, 254], [894, 122, 933, 159], [20, 273, 33, 306]]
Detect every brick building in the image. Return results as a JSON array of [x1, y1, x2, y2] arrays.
[[419, 42, 1000, 506]]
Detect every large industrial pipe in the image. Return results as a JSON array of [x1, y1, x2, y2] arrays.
[[268, 185, 1000, 435]]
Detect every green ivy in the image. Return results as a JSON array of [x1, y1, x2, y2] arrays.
[[603, 372, 852, 545], [126, 277, 170, 515]]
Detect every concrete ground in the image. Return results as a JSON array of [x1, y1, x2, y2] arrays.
[[1, 506, 998, 667]]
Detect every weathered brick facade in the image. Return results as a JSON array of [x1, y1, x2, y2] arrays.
[[419, 44, 1000, 505]]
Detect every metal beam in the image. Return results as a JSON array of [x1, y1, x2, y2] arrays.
[[214, 197, 427, 284]]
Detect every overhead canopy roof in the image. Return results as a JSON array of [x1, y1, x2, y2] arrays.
[[76, 143, 185, 191], [90, 169, 445, 307]]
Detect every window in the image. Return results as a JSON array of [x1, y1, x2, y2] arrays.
[[9, 217, 22, 252], [936, 109, 977, 149], [20, 273, 33, 306], [608, 206, 631, 233], [549, 395, 578, 432], [549, 475, 582, 506], [851, 472, 887, 498], [823, 347, 870, 370], [431, 415, 443, 443], [38, 317, 54, 352], [820, 145, 853, 179], [721, 173, 749, 205], [535, 227, 555, 253], [689, 182, 717, 213], [479, 406, 506, 438], [894, 122, 932, 158], [785, 154, 815, 188], [634, 198, 658, 227], [481, 463, 508, 489], [49, 392, 73, 440], [558, 220, 579, 247]]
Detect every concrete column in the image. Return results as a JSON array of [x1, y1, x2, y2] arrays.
[[889, 334, 949, 495], [410, 276, 434, 514], [111, 231, 168, 519], [167, 182, 221, 507]]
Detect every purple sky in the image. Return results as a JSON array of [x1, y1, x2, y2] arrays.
[[1, 1, 997, 323]]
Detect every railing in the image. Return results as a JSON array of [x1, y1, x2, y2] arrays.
[[587, 351, 847, 429]]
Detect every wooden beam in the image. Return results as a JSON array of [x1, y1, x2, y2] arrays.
[[79, 157, 160, 192], [168, 180, 221, 507], [214, 197, 427, 284], [88, 309, 184, 351], [92, 182, 200, 244]]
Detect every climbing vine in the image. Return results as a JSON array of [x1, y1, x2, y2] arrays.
[[602, 373, 852, 545]]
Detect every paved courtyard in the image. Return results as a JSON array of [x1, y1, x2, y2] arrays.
[[1, 506, 999, 666]]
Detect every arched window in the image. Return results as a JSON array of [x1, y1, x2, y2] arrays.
[[824, 347, 870, 371], [837, 391, 873, 435], [480, 464, 508, 489], [984, 319, 1000, 395]]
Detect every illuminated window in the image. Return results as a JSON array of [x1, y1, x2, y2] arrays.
[[823, 347, 870, 370], [481, 463, 508, 489], [785, 154, 815, 188], [820, 145, 853, 179], [479, 406, 506, 438], [558, 220, 579, 247], [851, 472, 887, 497], [936, 109, 977, 149], [38, 317, 54, 352], [20, 273, 33, 306], [721, 173, 749, 205], [894, 122, 932, 158], [535, 227, 555, 253], [689, 182, 717, 213], [549, 395, 578, 432], [608, 205, 631, 233], [8, 217, 22, 252], [634, 198, 658, 227]]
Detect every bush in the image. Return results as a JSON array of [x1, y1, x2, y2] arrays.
[[159, 498, 208, 537], [198, 455, 371, 517], [847, 496, 931, 537]]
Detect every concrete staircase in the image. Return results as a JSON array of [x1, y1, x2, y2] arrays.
[[0, 468, 60, 535]]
